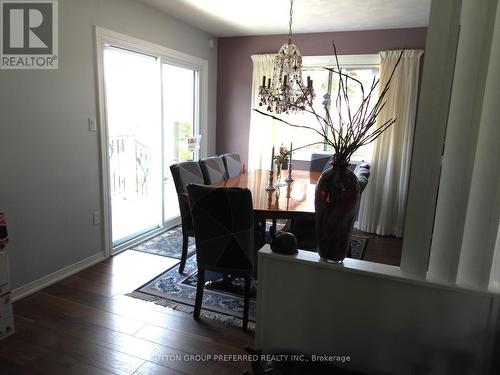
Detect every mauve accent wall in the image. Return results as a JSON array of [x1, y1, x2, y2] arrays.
[[216, 28, 427, 164]]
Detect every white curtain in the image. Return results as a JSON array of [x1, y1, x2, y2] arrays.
[[357, 49, 424, 237], [248, 54, 277, 170]]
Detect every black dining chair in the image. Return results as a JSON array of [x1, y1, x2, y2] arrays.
[[170, 161, 205, 274], [222, 153, 243, 178], [199, 156, 228, 184], [187, 183, 262, 330]]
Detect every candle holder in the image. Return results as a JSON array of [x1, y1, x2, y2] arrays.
[[265, 170, 276, 191], [284, 162, 294, 182]]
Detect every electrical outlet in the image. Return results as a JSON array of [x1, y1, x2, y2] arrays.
[[92, 211, 101, 225], [88, 118, 97, 132]]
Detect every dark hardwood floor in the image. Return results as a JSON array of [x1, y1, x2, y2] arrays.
[[0, 236, 402, 374], [0, 251, 254, 374], [354, 229, 403, 266]]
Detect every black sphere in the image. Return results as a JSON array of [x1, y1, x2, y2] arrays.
[[270, 231, 298, 255]]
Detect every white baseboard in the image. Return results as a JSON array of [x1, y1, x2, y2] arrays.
[[11, 252, 106, 302]]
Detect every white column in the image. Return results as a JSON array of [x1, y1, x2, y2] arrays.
[[400, 0, 461, 277], [427, 0, 498, 283], [456, 0, 500, 289]]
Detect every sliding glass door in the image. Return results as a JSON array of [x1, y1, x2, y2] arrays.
[[162, 64, 199, 223], [102, 46, 200, 249], [104, 47, 162, 246]]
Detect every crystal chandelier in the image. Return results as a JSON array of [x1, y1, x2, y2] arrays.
[[258, 0, 314, 114]]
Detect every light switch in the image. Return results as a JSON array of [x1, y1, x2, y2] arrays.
[[92, 211, 101, 225], [88, 118, 97, 132]]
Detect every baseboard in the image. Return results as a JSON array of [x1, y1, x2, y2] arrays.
[[11, 252, 106, 302]]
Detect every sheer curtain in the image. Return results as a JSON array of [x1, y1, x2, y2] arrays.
[[248, 54, 277, 170], [357, 49, 424, 237]]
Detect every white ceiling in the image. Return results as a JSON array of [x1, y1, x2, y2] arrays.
[[140, 0, 431, 37]]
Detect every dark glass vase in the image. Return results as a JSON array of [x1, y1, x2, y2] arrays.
[[315, 163, 361, 262]]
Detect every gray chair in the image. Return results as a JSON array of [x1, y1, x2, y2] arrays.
[[310, 153, 357, 173], [199, 156, 227, 184], [310, 153, 332, 172], [170, 161, 205, 273], [187, 183, 262, 330], [222, 153, 243, 178]]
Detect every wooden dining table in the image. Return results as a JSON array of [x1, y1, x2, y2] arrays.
[[213, 169, 320, 220]]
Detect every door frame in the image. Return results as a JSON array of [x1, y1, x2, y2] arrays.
[[95, 27, 208, 257]]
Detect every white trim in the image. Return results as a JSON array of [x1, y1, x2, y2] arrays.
[[303, 54, 380, 69], [259, 246, 500, 298], [94, 27, 208, 257], [11, 252, 106, 302]]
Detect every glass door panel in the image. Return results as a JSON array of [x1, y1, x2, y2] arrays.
[[162, 64, 198, 223], [103, 46, 162, 246]]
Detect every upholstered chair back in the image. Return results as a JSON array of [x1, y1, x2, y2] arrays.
[[186, 184, 255, 274], [199, 156, 228, 184], [170, 161, 205, 231], [222, 153, 243, 179]]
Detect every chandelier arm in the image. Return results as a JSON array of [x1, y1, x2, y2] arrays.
[[296, 83, 329, 136]]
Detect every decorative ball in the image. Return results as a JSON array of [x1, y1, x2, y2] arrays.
[[270, 231, 298, 255]]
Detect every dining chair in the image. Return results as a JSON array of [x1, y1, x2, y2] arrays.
[[310, 153, 333, 172], [222, 153, 243, 178], [187, 183, 261, 331], [310, 153, 358, 173], [169, 161, 205, 274], [199, 156, 228, 184]]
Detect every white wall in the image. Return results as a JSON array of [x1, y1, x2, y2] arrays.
[[257, 248, 498, 374], [0, 0, 217, 290]]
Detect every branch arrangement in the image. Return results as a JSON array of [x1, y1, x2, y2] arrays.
[[255, 43, 404, 169]]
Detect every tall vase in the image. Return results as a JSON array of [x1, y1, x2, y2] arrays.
[[315, 163, 360, 262]]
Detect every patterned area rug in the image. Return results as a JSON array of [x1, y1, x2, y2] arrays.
[[127, 235, 368, 328], [131, 226, 195, 259], [128, 252, 256, 328], [132, 225, 368, 261]]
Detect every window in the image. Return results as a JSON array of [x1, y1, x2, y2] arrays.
[[281, 55, 380, 162]]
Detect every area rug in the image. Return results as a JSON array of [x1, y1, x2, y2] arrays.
[[132, 224, 368, 261], [127, 235, 368, 328], [131, 226, 195, 259], [127, 252, 256, 329]]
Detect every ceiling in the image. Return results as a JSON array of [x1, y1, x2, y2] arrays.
[[140, 0, 431, 37]]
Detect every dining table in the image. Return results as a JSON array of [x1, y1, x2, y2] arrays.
[[213, 169, 320, 221]]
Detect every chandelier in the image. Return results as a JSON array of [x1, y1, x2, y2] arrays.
[[258, 0, 314, 114]]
